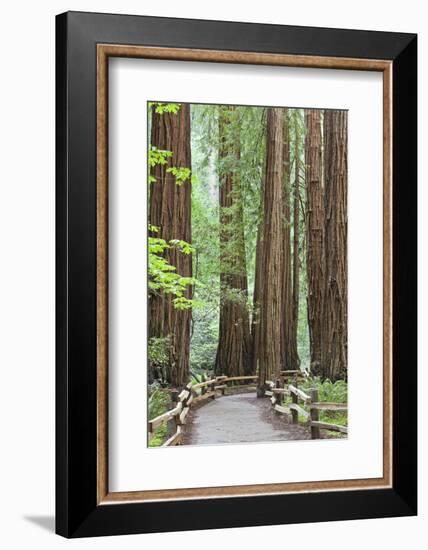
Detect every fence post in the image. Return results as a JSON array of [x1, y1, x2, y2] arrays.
[[170, 390, 178, 406], [169, 389, 179, 436], [210, 378, 216, 399], [274, 379, 281, 407], [175, 389, 185, 428], [310, 388, 320, 439], [291, 390, 298, 424]]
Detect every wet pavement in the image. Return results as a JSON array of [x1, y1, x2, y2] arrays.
[[182, 393, 311, 446]]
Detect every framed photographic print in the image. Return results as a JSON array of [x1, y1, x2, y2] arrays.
[[56, 11, 417, 538]]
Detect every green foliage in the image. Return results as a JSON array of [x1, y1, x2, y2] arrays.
[[188, 106, 223, 373], [148, 336, 173, 385], [148, 235, 196, 310], [190, 308, 218, 374], [290, 108, 310, 369], [147, 101, 193, 187], [301, 377, 347, 404], [301, 377, 348, 428], [148, 387, 171, 447], [188, 104, 268, 377], [297, 266, 310, 368], [148, 336, 171, 370], [166, 166, 192, 185], [148, 149, 194, 187], [148, 425, 168, 447], [150, 102, 181, 115], [279, 377, 348, 433], [169, 239, 195, 255], [219, 286, 249, 308], [148, 125, 197, 311], [148, 147, 173, 168], [148, 387, 171, 417], [147, 103, 345, 393], [148, 148, 172, 183]]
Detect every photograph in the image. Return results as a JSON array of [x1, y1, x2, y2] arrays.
[[147, 101, 348, 447]]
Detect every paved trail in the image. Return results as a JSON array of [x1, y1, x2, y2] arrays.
[[182, 393, 310, 446]]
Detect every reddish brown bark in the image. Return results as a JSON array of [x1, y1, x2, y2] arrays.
[[322, 110, 348, 381], [215, 107, 251, 376], [148, 104, 192, 387], [255, 107, 284, 389], [304, 109, 324, 375], [251, 220, 263, 376], [291, 112, 301, 367], [281, 111, 299, 370]]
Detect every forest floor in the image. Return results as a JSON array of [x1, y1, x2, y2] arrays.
[[182, 393, 311, 446]]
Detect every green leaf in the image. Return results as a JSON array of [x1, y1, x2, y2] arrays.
[[151, 102, 181, 115]]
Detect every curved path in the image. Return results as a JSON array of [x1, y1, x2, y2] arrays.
[[182, 393, 310, 446]]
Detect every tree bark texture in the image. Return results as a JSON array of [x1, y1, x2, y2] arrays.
[[304, 109, 324, 376], [255, 108, 284, 388], [251, 220, 263, 376], [280, 111, 300, 370], [215, 107, 251, 376], [148, 104, 192, 388], [322, 110, 348, 381], [292, 112, 301, 369]]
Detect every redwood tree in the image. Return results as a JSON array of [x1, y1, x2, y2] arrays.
[[215, 107, 251, 376], [255, 107, 284, 389], [148, 104, 192, 387], [291, 111, 302, 369], [251, 220, 263, 375], [280, 110, 299, 370], [304, 109, 324, 376], [322, 110, 348, 381]]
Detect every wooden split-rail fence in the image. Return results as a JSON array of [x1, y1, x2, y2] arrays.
[[265, 371, 348, 439], [148, 370, 347, 446], [148, 375, 258, 446]]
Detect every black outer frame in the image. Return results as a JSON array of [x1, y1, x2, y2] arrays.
[[56, 11, 417, 538]]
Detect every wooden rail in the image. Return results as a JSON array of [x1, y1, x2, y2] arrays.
[[149, 371, 347, 445], [268, 378, 348, 439], [148, 375, 259, 446]]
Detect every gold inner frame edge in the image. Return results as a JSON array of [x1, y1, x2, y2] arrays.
[[96, 44, 393, 505]]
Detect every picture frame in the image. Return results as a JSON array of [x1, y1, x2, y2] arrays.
[[56, 10, 417, 538]]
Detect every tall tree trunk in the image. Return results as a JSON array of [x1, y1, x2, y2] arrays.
[[291, 111, 301, 369], [322, 110, 348, 381], [215, 107, 251, 376], [251, 220, 263, 375], [148, 104, 192, 388], [255, 107, 284, 390], [280, 110, 299, 370], [251, 111, 267, 376], [304, 109, 324, 376]]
